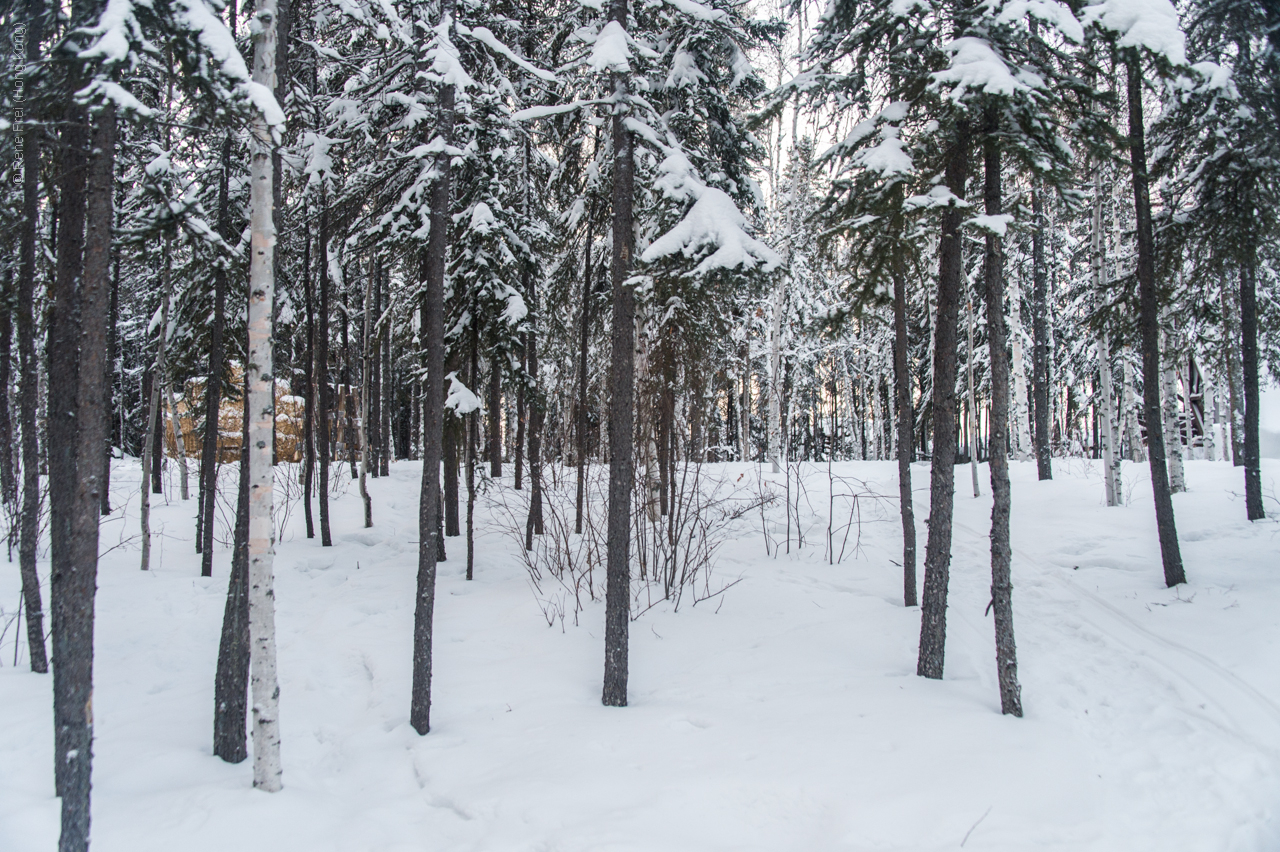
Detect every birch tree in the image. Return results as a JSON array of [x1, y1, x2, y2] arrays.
[[246, 0, 284, 791]]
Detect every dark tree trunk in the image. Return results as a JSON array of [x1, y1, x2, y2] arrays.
[[302, 229, 315, 538], [603, 0, 636, 708], [443, 322, 461, 537], [524, 312, 544, 548], [318, 196, 332, 546], [343, 286, 357, 479], [444, 402, 461, 536], [917, 116, 969, 681], [17, 0, 47, 674], [1031, 187, 1052, 479], [488, 352, 501, 478], [0, 276, 15, 509], [514, 349, 525, 489], [370, 262, 382, 478], [213, 380, 250, 763], [524, 200, 545, 545], [51, 91, 114, 852], [47, 69, 90, 806], [1241, 259, 1265, 519], [980, 115, 1022, 717], [379, 262, 391, 476], [1127, 56, 1185, 586], [892, 242, 917, 608], [102, 247, 119, 516], [1222, 283, 1245, 466], [657, 358, 672, 517], [151, 385, 164, 494], [200, 134, 232, 575], [411, 24, 454, 733], [576, 224, 592, 533], [467, 321, 478, 580]]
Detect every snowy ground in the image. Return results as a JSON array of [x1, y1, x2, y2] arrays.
[[2, 454, 1279, 851]]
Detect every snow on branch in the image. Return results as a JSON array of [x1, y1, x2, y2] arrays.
[[987, 0, 1085, 43], [905, 185, 972, 210], [76, 79, 155, 116], [425, 13, 476, 89], [78, 0, 146, 65], [640, 153, 781, 276], [445, 372, 482, 414], [512, 100, 607, 121], [661, 0, 729, 23], [966, 213, 1015, 235], [457, 23, 557, 83], [1081, 0, 1187, 66], [589, 21, 632, 72], [932, 37, 1032, 103]]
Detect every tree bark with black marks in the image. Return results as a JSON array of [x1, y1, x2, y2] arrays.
[[917, 116, 969, 681], [1221, 283, 1244, 466], [410, 0, 455, 735], [1126, 55, 1185, 586], [980, 112, 1022, 716], [246, 0, 283, 788], [603, 0, 636, 708], [1031, 185, 1052, 480]]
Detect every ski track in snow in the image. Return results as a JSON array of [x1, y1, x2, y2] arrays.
[[1, 457, 1278, 851]]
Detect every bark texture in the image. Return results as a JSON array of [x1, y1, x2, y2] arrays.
[[246, 0, 283, 790], [1241, 260, 1264, 519], [1031, 186, 1052, 480], [411, 4, 454, 733], [17, 0, 48, 674], [603, 0, 636, 707], [892, 252, 917, 608], [980, 121, 1022, 717], [213, 390, 250, 763], [1126, 56, 1185, 587], [917, 117, 968, 681]]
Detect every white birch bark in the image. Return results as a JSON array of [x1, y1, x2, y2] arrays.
[[739, 318, 750, 463], [1161, 317, 1186, 493], [1204, 378, 1217, 462], [768, 281, 783, 473], [359, 265, 372, 528], [965, 286, 980, 498], [140, 237, 175, 570], [1092, 172, 1120, 506], [164, 379, 190, 500], [1121, 353, 1145, 462], [247, 0, 282, 792], [1007, 274, 1032, 460]]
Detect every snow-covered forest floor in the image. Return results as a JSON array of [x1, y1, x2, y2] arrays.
[[2, 456, 1279, 851]]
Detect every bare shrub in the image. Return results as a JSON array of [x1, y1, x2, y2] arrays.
[[491, 460, 771, 627]]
